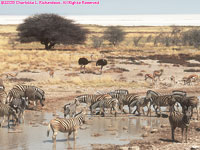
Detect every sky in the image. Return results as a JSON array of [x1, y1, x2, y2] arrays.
[[0, 0, 200, 15]]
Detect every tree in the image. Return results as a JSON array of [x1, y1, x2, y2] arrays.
[[103, 26, 126, 46], [17, 14, 88, 50]]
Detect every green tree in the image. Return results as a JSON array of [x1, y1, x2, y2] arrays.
[[17, 14, 88, 50]]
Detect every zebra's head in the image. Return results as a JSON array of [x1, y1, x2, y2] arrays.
[[184, 106, 192, 125], [9, 107, 18, 123], [146, 90, 159, 99], [74, 99, 80, 106], [21, 96, 29, 108]]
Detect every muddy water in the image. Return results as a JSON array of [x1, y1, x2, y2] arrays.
[[0, 111, 168, 150]]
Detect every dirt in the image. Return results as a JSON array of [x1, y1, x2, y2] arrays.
[[2, 50, 200, 150]]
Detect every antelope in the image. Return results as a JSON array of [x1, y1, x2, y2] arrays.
[[49, 70, 54, 78], [144, 73, 155, 83], [153, 69, 163, 80]]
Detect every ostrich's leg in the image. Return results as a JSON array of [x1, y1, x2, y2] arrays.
[[84, 65, 86, 74], [100, 66, 103, 74], [80, 65, 82, 73]]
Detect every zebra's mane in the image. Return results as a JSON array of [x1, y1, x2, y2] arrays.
[[147, 90, 159, 96]]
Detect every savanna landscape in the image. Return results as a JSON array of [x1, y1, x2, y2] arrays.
[[1, 21, 200, 150]]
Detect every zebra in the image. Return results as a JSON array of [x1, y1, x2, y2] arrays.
[[120, 94, 139, 114], [91, 98, 119, 117], [108, 92, 124, 111], [129, 97, 151, 116], [47, 109, 86, 142], [0, 90, 7, 104], [146, 90, 176, 116], [172, 91, 199, 119], [7, 88, 25, 104], [9, 97, 29, 123], [24, 86, 45, 108], [172, 90, 187, 111], [0, 103, 18, 128], [64, 99, 80, 118], [75, 94, 112, 114], [169, 105, 192, 143]]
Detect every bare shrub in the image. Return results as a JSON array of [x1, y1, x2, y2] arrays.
[[133, 36, 143, 47], [91, 36, 104, 48], [103, 26, 126, 46], [182, 29, 200, 48]]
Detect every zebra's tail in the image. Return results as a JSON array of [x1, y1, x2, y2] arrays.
[[47, 123, 51, 137]]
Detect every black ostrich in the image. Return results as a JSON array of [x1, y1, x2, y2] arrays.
[[78, 57, 92, 73], [96, 59, 107, 74]]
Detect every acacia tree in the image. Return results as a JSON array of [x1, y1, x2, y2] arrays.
[[103, 26, 126, 46], [17, 14, 88, 50]]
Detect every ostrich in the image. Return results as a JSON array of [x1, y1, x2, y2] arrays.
[[96, 59, 107, 74], [78, 57, 92, 74]]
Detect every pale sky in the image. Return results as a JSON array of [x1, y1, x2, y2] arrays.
[[0, 0, 200, 15]]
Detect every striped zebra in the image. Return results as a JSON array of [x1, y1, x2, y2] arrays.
[[146, 90, 176, 116], [172, 91, 199, 119], [169, 105, 192, 143], [75, 94, 112, 114], [9, 97, 29, 123], [91, 98, 119, 117], [108, 92, 124, 111], [47, 109, 86, 142], [172, 90, 187, 111], [108, 92, 138, 113], [7, 84, 45, 108], [120, 94, 139, 114], [0, 103, 18, 128], [7, 88, 25, 103], [129, 97, 151, 116]]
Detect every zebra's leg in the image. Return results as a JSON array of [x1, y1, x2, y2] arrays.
[[181, 127, 184, 143], [128, 105, 132, 114], [52, 131, 57, 142], [142, 107, 145, 116], [171, 127, 175, 142], [73, 130, 77, 140], [68, 131, 72, 140], [196, 106, 199, 120], [153, 105, 157, 115], [0, 115, 5, 127], [185, 127, 188, 143], [159, 106, 162, 117], [7, 115, 10, 128]]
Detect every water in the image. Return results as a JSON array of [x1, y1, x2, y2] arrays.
[[0, 111, 167, 150], [1, 14, 200, 26]]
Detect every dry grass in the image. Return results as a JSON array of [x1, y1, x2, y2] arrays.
[[0, 24, 199, 89]]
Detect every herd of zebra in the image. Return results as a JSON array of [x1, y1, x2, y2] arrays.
[[48, 89, 199, 143], [0, 83, 45, 127], [0, 82, 199, 143]]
